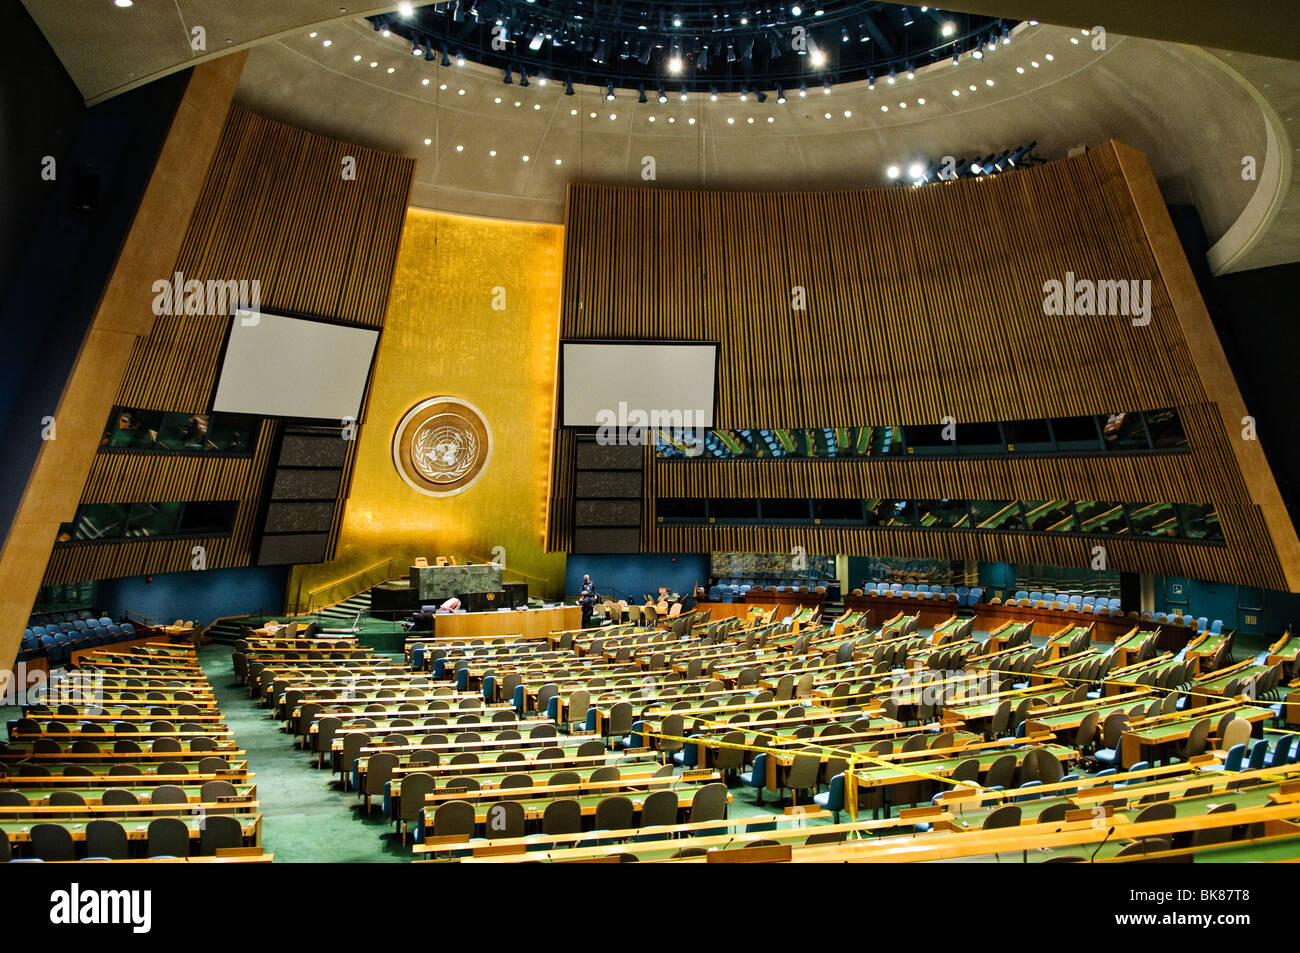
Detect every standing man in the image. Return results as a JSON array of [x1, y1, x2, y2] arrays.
[[579, 574, 597, 628]]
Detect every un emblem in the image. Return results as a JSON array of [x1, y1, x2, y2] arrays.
[[393, 397, 492, 497]]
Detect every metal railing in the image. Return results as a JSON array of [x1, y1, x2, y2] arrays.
[[291, 558, 396, 616]]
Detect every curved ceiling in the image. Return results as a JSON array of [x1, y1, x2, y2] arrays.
[[233, 19, 1291, 271], [21, 2, 1299, 271]]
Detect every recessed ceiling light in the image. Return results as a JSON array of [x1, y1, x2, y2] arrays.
[[322, 39, 332, 47], [387, 66, 395, 73], [534, 104, 541, 110], [986, 78, 994, 86], [609, 113, 617, 119], [898, 102, 906, 109], [649, 116, 656, 122], [399, 2, 414, 15], [456, 144, 463, 151], [727, 117, 735, 124], [824, 112, 831, 119], [353, 54, 361, 61], [1045, 53, 1054, 61], [880, 104, 888, 111], [843, 110, 852, 117], [1031, 60, 1040, 67], [458, 88, 465, 95], [590, 111, 597, 118], [951, 89, 959, 96], [887, 165, 900, 178], [969, 84, 977, 91], [570, 108, 578, 115], [917, 98, 925, 104], [440, 83, 447, 90], [1016, 66, 1025, 73], [369, 61, 378, 68], [423, 138, 431, 145], [309, 31, 318, 38], [688, 117, 696, 125], [522, 154, 530, 162], [421, 78, 429, 85], [1070, 37, 1079, 45], [490, 150, 497, 157], [555, 158, 562, 165], [114, 0, 133, 7]]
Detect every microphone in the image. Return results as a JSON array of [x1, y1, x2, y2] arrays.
[[1090, 825, 1116, 863]]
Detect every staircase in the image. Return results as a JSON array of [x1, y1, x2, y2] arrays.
[[317, 590, 372, 625], [206, 619, 248, 645]]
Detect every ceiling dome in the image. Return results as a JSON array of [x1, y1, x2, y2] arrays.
[[373, 1, 1012, 95]]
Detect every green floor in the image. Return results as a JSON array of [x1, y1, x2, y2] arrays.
[[195, 644, 807, 861]]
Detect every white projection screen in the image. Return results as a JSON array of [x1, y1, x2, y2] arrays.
[[212, 311, 380, 420], [561, 341, 717, 428]]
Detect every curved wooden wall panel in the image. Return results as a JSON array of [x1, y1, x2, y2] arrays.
[[550, 141, 1298, 589], [43, 107, 414, 587]]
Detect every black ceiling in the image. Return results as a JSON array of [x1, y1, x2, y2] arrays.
[[372, 2, 1013, 94]]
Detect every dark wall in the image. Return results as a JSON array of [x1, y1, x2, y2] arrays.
[[564, 553, 708, 602], [1168, 205, 1300, 536], [97, 565, 288, 629], [0, 6, 188, 554]]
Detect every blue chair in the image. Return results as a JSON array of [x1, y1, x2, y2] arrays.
[[1263, 734, 1295, 768], [1095, 768, 1118, 779], [812, 772, 845, 823], [1120, 761, 1150, 784], [1210, 620, 1224, 634], [1204, 743, 1247, 773], [1246, 739, 1270, 771], [1029, 592, 1042, 602], [737, 753, 768, 806], [1014, 590, 1029, 602], [672, 735, 701, 768], [1015, 779, 1044, 801], [97, 617, 113, 627]]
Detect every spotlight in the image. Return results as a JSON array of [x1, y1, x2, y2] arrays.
[[657, 86, 668, 103], [668, 53, 683, 74], [452, 1, 465, 23], [399, 1, 414, 16], [810, 45, 826, 67], [456, 53, 465, 66], [798, 82, 807, 97], [887, 68, 896, 84], [441, 49, 451, 66], [901, 7, 914, 27], [565, 78, 575, 95], [709, 86, 718, 101], [673, 14, 682, 27], [726, 41, 736, 62], [755, 89, 767, 103], [638, 84, 648, 103], [887, 165, 900, 178], [906, 63, 915, 80], [519, 67, 529, 87], [769, 34, 783, 58], [823, 79, 831, 94], [951, 51, 959, 66], [680, 86, 688, 101], [775, 84, 786, 103], [529, 31, 545, 51], [606, 81, 616, 101], [867, 72, 875, 90], [791, 4, 801, 14], [594, 37, 606, 61], [698, 46, 709, 69], [908, 162, 923, 178], [941, 20, 955, 37], [503, 65, 512, 84]]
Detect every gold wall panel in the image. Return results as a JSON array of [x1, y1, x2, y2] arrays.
[[549, 142, 1300, 590], [289, 208, 568, 603]]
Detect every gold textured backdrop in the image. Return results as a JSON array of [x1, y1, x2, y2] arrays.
[[289, 208, 567, 603]]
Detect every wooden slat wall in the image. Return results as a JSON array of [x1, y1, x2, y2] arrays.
[[43, 108, 414, 586], [548, 141, 1289, 588]]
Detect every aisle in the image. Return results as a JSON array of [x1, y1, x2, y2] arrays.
[[199, 644, 407, 863]]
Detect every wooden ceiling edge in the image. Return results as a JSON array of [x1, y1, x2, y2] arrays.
[[1108, 138, 1300, 592]]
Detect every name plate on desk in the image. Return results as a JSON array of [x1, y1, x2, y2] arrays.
[[216, 769, 243, 777], [622, 747, 653, 755], [217, 795, 253, 803], [406, 761, 432, 769], [680, 769, 714, 782]]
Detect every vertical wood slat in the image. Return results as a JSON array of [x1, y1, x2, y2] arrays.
[[44, 108, 415, 586], [549, 142, 1286, 589]]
